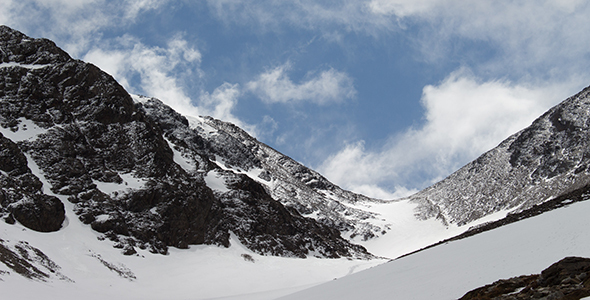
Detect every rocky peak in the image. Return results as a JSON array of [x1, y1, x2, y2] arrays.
[[411, 85, 590, 226], [0, 25, 71, 65], [0, 26, 371, 259]]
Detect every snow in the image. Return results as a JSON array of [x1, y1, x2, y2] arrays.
[[347, 198, 516, 259], [130, 94, 148, 104], [214, 156, 277, 190], [94, 214, 112, 222], [0, 62, 51, 69], [204, 169, 231, 193], [0, 146, 386, 300], [165, 138, 196, 173], [0, 220, 383, 300], [279, 199, 590, 300], [93, 173, 148, 197], [186, 115, 217, 135], [0, 117, 49, 141]]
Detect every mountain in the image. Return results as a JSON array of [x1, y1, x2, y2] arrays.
[[277, 66, 590, 299], [409, 85, 590, 226], [2, 24, 590, 299], [0, 24, 376, 260]]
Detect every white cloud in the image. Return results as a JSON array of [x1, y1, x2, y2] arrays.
[[204, 1, 590, 82], [246, 63, 356, 105], [368, 0, 440, 17], [318, 70, 586, 199], [0, 0, 169, 57], [205, 0, 395, 35], [84, 35, 199, 114], [198, 83, 257, 134], [369, 0, 590, 78], [83, 35, 257, 134]]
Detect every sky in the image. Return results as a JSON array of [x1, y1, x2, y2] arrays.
[[1, 0, 590, 199]]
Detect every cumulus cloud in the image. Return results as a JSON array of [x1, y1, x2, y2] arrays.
[[246, 63, 356, 105], [318, 70, 586, 199], [198, 83, 257, 133], [0, 0, 169, 56], [84, 35, 200, 112], [83, 35, 254, 133]]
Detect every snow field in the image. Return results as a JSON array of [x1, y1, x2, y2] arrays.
[[0, 140, 385, 300], [279, 198, 590, 300], [350, 198, 516, 259]]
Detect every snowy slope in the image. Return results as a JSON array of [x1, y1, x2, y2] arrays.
[[345, 198, 517, 259], [278, 197, 590, 300], [0, 154, 384, 300], [0, 221, 383, 300]]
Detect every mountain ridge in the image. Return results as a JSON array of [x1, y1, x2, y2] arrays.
[[409, 84, 590, 226], [0, 25, 371, 259], [3, 24, 590, 299]]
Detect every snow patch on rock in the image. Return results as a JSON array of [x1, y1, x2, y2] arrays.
[[0, 118, 49, 142]]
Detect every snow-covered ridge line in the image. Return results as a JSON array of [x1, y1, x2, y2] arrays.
[[409, 85, 590, 227], [0, 62, 51, 69], [201, 116, 391, 241]]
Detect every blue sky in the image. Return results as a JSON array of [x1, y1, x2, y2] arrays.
[[2, 0, 590, 198]]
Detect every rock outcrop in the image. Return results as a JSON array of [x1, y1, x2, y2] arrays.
[[410, 85, 590, 226], [460, 257, 590, 300]]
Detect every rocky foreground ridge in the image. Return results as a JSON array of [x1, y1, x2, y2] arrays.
[[0, 25, 374, 259], [460, 257, 590, 300]]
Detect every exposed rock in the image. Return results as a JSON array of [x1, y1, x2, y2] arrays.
[[10, 194, 65, 232], [460, 257, 590, 300], [0, 133, 65, 232], [0, 238, 71, 282], [411, 85, 590, 226]]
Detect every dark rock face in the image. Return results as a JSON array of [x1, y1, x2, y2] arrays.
[[0, 25, 370, 258], [0, 133, 65, 232], [0, 238, 71, 282], [200, 115, 387, 241], [460, 257, 590, 300], [0, 26, 71, 65], [136, 97, 371, 258], [10, 194, 65, 233]]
